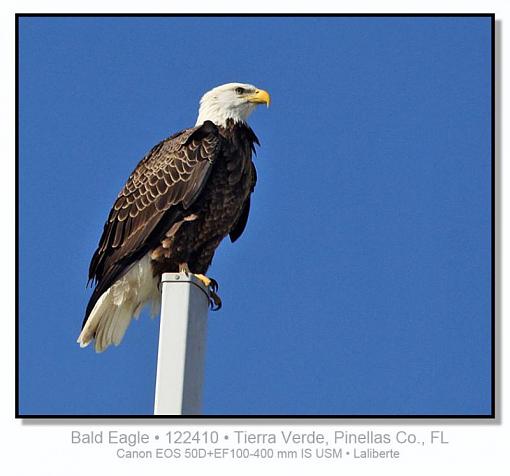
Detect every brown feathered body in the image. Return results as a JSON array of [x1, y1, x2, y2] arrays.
[[150, 121, 257, 276], [79, 119, 258, 351]]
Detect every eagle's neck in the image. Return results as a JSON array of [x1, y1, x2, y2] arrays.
[[195, 99, 256, 128]]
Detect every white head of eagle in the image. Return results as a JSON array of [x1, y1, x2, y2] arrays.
[[196, 82, 270, 127], [78, 82, 270, 352]]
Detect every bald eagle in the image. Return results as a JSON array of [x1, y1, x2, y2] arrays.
[[78, 83, 270, 352]]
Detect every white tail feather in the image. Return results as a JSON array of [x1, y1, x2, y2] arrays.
[[77, 254, 161, 352]]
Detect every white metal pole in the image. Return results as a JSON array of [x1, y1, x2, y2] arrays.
[[154, 272, 210, 415]]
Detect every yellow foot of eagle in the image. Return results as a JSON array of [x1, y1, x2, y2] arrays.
[[194, 274, 222, 311], [178, 264, 222, 310]]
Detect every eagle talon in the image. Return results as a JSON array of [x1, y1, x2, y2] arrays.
[[209, 278, 219, 293], [179, 263, 190, 276], [194, 274, 221, 310], [209, 290, 222, 311]]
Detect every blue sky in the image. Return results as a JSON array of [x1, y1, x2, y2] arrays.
[[18, 16, 492, 415]]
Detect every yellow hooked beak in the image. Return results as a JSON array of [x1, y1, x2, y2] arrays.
[[247, 89, 271, 107]]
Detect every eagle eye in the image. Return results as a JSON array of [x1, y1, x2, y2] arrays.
[[235, 87, 245, 95]]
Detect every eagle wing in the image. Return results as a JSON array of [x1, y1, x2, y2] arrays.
[[85, 120, 222, 321], [229, 161, 257, 243]]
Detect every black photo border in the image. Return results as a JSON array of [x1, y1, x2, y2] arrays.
[[15, 13, 496, 419]]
